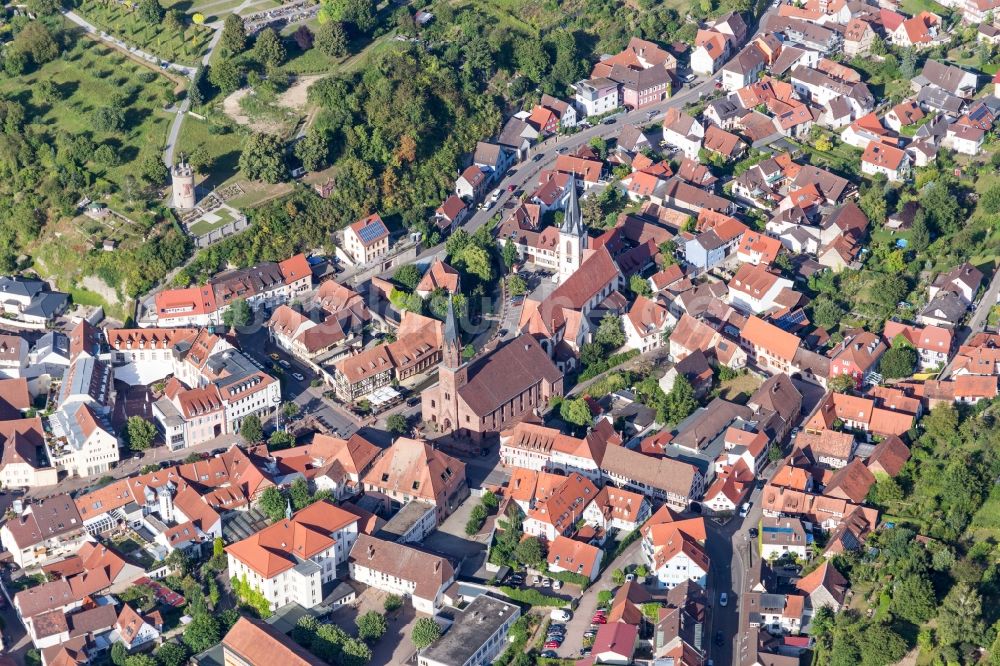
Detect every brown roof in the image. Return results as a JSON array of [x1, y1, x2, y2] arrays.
[[14, 579, 75, 617], [67, 604, 118, 637], [795, 561, 848, 605], [416, 259, 460, 294], [866, 435, 910, 477], [795, 429, 854, 463], [823, 458, 875, 503], [349, 534, 453, 600], [223, 617, 326, 666], [0, 377, 29, 419], [362, 437, 465, 505], [458, 334, 562, 417], [4, 494, 83, 550], [601, 445, 699, 498]]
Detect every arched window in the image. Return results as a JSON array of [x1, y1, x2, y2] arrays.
[[565, 239, 573, 259]]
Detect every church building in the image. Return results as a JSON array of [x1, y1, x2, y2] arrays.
[[421, 297, 564, 444]]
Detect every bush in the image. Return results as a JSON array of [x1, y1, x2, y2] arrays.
[[384, 594, 403, 612], [496, 586, 566, 606]]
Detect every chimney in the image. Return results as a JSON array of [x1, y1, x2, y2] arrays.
[[368, 544, 375, 560]]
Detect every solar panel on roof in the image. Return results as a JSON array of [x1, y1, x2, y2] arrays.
[[357, 218, 387, 243]]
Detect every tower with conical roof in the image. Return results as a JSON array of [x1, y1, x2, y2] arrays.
[[558, 175, 586, 282], [436, 294, 466, 433]]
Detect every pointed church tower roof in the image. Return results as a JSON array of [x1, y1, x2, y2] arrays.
[[442, 293, 463, 369], [560, 175, 585, 237]]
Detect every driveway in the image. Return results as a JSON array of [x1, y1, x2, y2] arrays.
[[557, 536, 645, 658], [422, 495, 489, 578]]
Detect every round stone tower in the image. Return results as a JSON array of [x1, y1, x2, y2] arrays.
[[171, 161, 196, 209]]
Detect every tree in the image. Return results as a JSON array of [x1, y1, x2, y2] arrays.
[[393, 264, 422, 290], [411, 618, 442, 649], [137, 0, 164, 23], [289, 478, 312, 510], [140, 152, 168, 187], [665, 374, 698, 425], [829, 374, 856, 393], [111, 642, 128, 666], [458, 245, 493, 282], [92, 106, 126, 133], [891, 573, 936, 624], [629, 273, 652, 297], [768, 443, 783, 463], [126, 416, 157, 451], [208, 60, 243, 95], [811, 296, 846, 330], [982, 185, 1000, 215], [222, 297, 252, 327], [254, 28, 286, 69], [502, 240, 518, 269], [34, 80, 60, 105], [163, 10, 183, 32], [294, 129, 329, 171], [507, 274, 527, 297], [595, 313, 625, 350], [320, 0, 375, 33], [292, 25, 314, 50], [239, 414, 263, 444], [258, 486, 287, 522], [315, 20, 348, 57], [124, 655, 157, 666], [515, 536, 545, 567], [283, 401, 300, 419], [155, 644, 189, 666], [240, 133, 287, 183], [814, 134, 833, 152], [13, 22, 60, 65], [858, 623, 908, 666], [213, 537, 225, 558], [221, 14, 247, 55], [356, 610, 388, 641], [910, 209, 930, 251], [384, 594, 403, 612], [165, 548, 190, 576], [597, 589, 614, 607], [182, 613, 221, 653], [879, 344, 917, 379], [560, 398, 592, 427], [612, 568, 626, 585], [937, 582, 985, 647], [386, 413, 408, 435]]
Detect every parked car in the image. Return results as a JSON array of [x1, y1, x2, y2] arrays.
[[684, 73, 697, 83], [507, 184, 516, 192], [602, 117, 617, 125], [591, 616, 607, 624], [540, 651, 558, 659], [278, 360, 291, 368], [550, 624, 566, 632], [719, 593, 728, 607], [581, 648, 592, 657], [553, 579, 562, 590], [532, 575, 541, 586], [583, 630, 597, 638], [292, 372, 305, 381], [269, 353, 280, 360], [532, 153, 545, 162], [551, 609, 572, 622], [739, 502, 751, 518], [541, 578, 551, 587], [544, 640, 561, 649]]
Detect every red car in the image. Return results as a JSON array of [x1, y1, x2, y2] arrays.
[[591, 616, 608, 624], [507, 184, 516, 192], [544, 641, 561, 649]]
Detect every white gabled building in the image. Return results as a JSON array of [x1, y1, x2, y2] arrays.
[[348, 534, 455, 615]]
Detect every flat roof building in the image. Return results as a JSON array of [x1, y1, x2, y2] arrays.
[[417, 594, 520, 666]]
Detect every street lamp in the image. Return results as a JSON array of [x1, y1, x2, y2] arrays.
[[273, 396, 282, 433]]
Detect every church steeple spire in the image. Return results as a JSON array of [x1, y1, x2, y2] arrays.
[[560, 174, 584, 237], [442, 294, 463, 369]]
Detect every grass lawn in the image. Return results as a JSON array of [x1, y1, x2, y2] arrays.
[[188, 206, 238, 235], [968, 483, 1000, 540], [899, 0, 946, 14], [177, 113, 243, 188], [3, 35, 176, 315], [74, 0, 214, 65], [717, 372, 763, 403]]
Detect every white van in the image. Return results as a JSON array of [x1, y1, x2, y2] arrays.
[[551, 608, 572, 622]]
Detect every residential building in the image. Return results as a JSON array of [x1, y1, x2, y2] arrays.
[[362, 437, 468, 523], [861, 142, 911, 182], [582, 486, 652, 532], [760, 517, 809, 560], [343, 214, 390, 265], [574, 77, 620, 117], [602, 445, 704, 509], [523, 472, 599, 541], [222, 617, 326, 666], [0, 277, 69, 328], [641, 507, 710, 589], [348, 534, 455, 614], [546, 536, 603, 581], [0, 417, 58, 489], [0, 494, 89, 568], [226, 500, 361, 611]]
